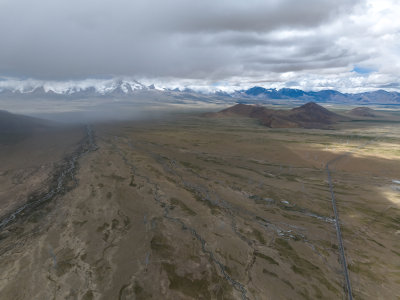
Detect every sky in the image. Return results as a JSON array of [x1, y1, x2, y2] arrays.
[[0, 0, 399, 93]]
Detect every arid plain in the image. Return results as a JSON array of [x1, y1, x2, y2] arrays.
[[0, 110, 400, 299]]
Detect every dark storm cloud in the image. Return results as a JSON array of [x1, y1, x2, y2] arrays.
[[0, 0, 363, 80], [148, 0, 357, 33]]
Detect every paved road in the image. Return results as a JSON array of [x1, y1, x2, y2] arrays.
[[325, 134, 387, 300], [325, 135, 385, 300], [326, 159, 353, 300]]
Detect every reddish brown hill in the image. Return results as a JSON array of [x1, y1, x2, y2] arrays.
[[214, 102, 346, 129], [287, 102, 345, 127], [348, 107, 377, 117]]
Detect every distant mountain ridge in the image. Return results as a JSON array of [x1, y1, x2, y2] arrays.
[[235, 86, 400, 104], [1, 80, 400, 104]]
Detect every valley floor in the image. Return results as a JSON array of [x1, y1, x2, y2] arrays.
[[0, 116, 399, 299]]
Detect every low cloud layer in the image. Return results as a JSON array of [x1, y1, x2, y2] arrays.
[[0, 0, 399, 92]]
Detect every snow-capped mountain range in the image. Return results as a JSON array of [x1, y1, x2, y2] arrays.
[[0, 79, 149, 96], [1, 78, 400, 104]]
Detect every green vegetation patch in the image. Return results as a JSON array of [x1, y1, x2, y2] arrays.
[[255, 252, 279, 265], [103, 173, 126, 182], [262, 269, 278, 277], [162, 263, 212, 299], [55, 247, 76, 277], [180, 161, 203, 172], [274, 238, 338, 294], [348, 261, 382, 282], [391, 250, 400, 257], [146, 165, 162, 176], [170, 197, 197, 216], [150, 233, 173, 258], [252, 229, 266, 245], [184, 186, 220, 216], [218, 169, 247, 180], [82, 290, 94, 300], [129, 175, 137, 186], [282, 278, 295, 290]]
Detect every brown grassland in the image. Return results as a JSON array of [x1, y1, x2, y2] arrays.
[[0, 112, 399, 299]]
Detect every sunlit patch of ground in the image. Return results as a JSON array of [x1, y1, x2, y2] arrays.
[[380, 184, 400, 207]]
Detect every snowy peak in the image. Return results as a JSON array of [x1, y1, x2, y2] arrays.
[[0, 79, 148, 97]]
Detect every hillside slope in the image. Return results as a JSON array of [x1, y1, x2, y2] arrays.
[[215, 102, 347, 128], [0, 110, 51, 144]]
